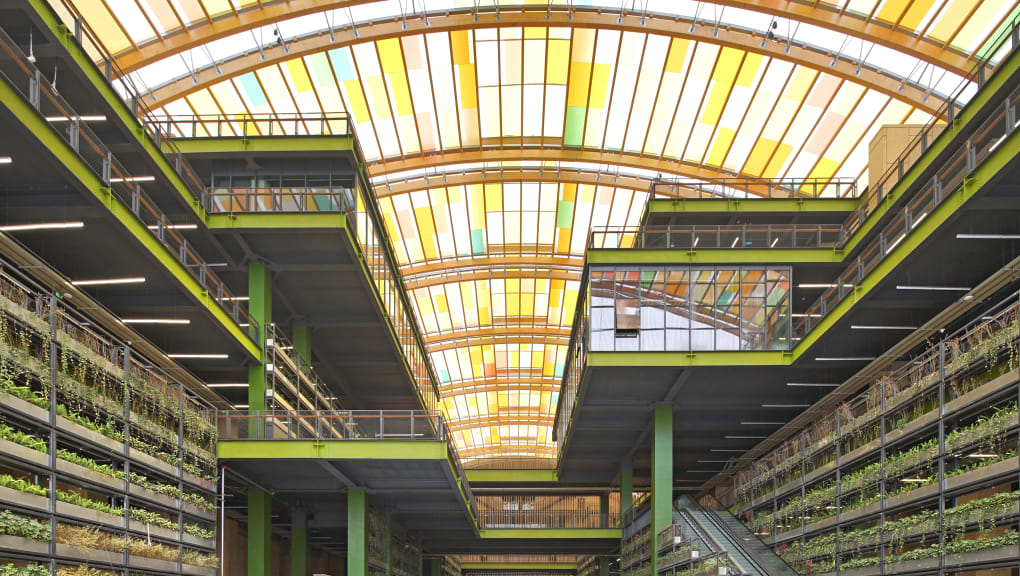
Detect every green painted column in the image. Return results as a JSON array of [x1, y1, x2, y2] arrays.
[[348, 490, 368, 576], [248, 261, 272, 411], [247, 490, 272, 576], [620, 460, 633, 520], [293, 324, 311, 368], [599, 493, 610, 528], [427, 558, 441, 576], [651, 405, 673, 572], [598, 557, 610, 576], [291, 509, 309, 576]]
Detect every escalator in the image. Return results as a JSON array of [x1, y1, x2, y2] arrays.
[[676, 495, 798, 576]]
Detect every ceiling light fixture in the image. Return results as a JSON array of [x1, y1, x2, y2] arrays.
[[45, 115, 106, 122], [730, 236, 739, 248], [741, 422, 785, 425], [787, 382, 839, 387], [147, 224, 198, 230], [70, 277, 145, 286], [901, 478, 928, 483], [233, 404, 249, 409], [207, 383, 249, 388], [167, 354, 229, 359], [896, 285, 970, 291], [967, 453, 996, 458], [219, 296, 250, 301], [110, 176, 156, 183], [791, 313, 821, 318], [851, 325, 917, 330], [815, 356, 877, 361], [0, 221, 84, 231], [956, 233, 1020, 240], [0, 156, 11, 164], [798, 283, 855, 289], [122, 318, 190, 325], [762, 404, 810, 408], [725, 435, 767, 439], [770, 237, 779, 248]]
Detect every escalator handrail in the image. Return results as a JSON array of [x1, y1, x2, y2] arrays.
[[697, 494, 799, 576], [678, 496, 764, 576]]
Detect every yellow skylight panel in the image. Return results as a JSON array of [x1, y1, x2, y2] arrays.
[[603, 32, 644, 151], [787, 81, 866, 182], [451, 30, 480, 147], [844, 0, 881, 17], [926, 0, 979, 44], [173, 0, 206, 24], [953, 0, 1014, 53], [767, 74, 842, 178], [645, 38, 690, 156], [353, 43, 403, 157], [303, 54, 345, 114], [377, 38, 420, 156], [899, 0, 943, 34], [71, 0, 134, 53], [399, 36, 438, 152], [420, 33, 459, 150], [582, 29, 620, 149], [624, 34, 669, 153], [705, 53, 765, 168], [723, 60, 790, 173], [523, 31, 547, 136], [568, 186, 594, 255], [459, 281, 479, 328], [745, 67, 818, 176], [686, 47, 745, 163], [663, 42, 719, 160]]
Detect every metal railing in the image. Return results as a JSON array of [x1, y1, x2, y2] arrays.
[[459, 555, 579, 564], [649, 177, 858, 199], [204, 187, 356, 214], [217, 409, 441, 441], [590, 225, 845, 250], [148, 113, 352, 139], [0, 26, 258, 336], [476, 494, 621, 529]]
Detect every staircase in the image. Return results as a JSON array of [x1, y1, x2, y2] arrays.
[[675, 495, 798, 576]]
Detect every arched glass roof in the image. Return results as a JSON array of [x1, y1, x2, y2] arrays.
[[51, 0, 1018, 466]]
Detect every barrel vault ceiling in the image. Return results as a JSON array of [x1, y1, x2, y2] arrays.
[[54, 0, 1018, 466]]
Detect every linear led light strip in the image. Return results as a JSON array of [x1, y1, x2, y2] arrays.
[[167, 354, 228, 359], [0, 221, 84, 231], [45, 115, 106, 122], [69, 277, 145, 286], [110, 176, 155, 183], [122, 318, 190, 325], [0, 156, 11, 164]]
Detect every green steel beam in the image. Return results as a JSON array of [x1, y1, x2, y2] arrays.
[[349, 490, 368, 576], [478, 528, 621, 539], [793, 126, 1020, 358], [599, 493, 609, 529], [249, 262, 272, 411], [293, 324, 312, 367], [651, 405, 673, 572], [248, 490, 272, 576], [620, 461, 633, 518], [464, 469, 559, 483], [460, 564, 576, 570], [291, 509, 309, 576], [587, 351, 791, 367], [217, 440, 448, 460], [0, 74, 260, 360], [644, 198, 858, 214], [586, 248, 841, 264], [28, 0, 206, 220], [165, 135, 356, 154], [205, 212, 348, 229]]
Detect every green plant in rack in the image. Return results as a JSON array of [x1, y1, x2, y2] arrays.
[[0, 510, 51, 542], [0, 564, 49, 576], [0, 473, 48, 497]]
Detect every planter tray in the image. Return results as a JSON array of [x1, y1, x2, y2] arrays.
[[182, 470, 215, 491], [55, 416, 122, 453], [56, 543, 123, 565], [0, 394, 49, 424], [886, 410, 938, 445], [0, 438, 48, 468], [775, 526, 806, 542], [841, 437, 882, 469], [944, 368, 1019, 417], [841, 500, 882, 523], [182, 564, 217, 576], [182, 531, 216, 549], [129, 483, 179, 509], [886, 482, 939, 511], [817, 566, 880, 576], [182, 501, 216, 521], [56, 458, 123, 490], [804, 461, 836, 486], [55, 500, 123, 528], [0, 484, 49, 512], [887, 556, 939, 574], [945, 455, 1020, 491], [129, 518, 180, 541], [0, 534, 49, 555], [129, 554, 179, 572], [128, 447, 179, 477], [944, 544, 1020, 567]]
